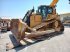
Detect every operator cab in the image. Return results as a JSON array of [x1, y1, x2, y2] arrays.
[[37, 5, 53, 20], [22, 5, 53, 26]]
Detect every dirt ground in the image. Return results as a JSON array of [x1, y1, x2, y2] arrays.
[[0, 27, 70, 52]]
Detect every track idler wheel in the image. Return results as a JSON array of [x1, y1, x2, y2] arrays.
[[54, 20, 64, 32]]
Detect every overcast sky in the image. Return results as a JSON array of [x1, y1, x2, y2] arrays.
[[0, 0, 70, 19]]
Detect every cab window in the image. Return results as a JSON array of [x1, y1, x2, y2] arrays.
[[48, 8, 53, 13]]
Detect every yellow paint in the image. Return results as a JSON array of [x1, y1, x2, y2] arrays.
[[50, 0, 58, 7], [30, 14, 42, 27]]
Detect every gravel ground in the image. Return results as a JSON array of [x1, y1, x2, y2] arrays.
[[0, 27, 70, 52]]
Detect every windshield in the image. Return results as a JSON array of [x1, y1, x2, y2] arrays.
[[48, 8, 53, 13], [38, 6, 53, 19]]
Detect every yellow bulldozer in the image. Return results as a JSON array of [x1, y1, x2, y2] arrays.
[[0, 19, 11, 32], [6, 0, 64, 49]]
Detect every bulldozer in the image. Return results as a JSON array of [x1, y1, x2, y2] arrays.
[[0, 19, 11, 32], [6, 0, 64, 50]]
